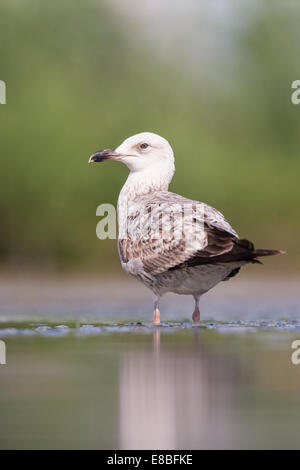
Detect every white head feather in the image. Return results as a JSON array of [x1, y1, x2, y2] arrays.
[[115, 132, 175, 176]]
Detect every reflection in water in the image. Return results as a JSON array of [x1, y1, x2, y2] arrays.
[[119, 329, 241, 449]]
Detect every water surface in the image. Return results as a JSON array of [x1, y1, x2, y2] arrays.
[[0, 275, 300, 449]]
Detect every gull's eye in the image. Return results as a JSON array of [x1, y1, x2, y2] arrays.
[[139, 143, 149, 150]]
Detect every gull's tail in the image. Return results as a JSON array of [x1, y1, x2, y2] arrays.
[[253, 248, 286, 257], [169, 234, 286, 271], [236, 240, 286, 264]]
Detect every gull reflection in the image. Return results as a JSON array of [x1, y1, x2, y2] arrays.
[[119, 328, 240, 449]]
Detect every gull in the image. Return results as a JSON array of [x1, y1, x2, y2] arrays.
[[89, 132, 283, 325]]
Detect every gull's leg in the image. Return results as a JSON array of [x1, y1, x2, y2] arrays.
[[192, 296, 200, 324], [153, 298, 161, 325]]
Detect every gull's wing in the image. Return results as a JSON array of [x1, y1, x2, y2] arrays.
[[118, 191, 254, 276]]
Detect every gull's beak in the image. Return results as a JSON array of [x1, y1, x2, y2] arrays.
[[88, 148, 120, 163]]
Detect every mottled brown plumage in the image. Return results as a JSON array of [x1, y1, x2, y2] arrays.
[[89, 132, 284, 324]]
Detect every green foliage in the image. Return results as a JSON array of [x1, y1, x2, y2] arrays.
[[0, 0, 299, 269]]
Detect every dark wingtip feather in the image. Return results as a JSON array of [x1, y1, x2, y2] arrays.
[[254, 249, 286, 257]]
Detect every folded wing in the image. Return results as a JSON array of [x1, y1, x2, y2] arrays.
[[118, 191, 259, 275]]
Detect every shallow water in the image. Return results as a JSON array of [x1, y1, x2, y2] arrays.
[[0, 275, 300, 449], [1, 326, 300, 449]]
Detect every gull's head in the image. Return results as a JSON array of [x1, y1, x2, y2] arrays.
[[89, 132, 175, 174]]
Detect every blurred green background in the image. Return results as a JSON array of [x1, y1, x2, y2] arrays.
[[0, 0, 299, 273]]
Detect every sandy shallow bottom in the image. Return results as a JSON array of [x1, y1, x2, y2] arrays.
[[0, 274, 299, 323]]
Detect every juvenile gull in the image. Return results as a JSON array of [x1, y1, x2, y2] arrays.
[[89, 132, 283, 325]]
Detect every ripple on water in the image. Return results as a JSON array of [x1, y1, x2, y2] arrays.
[[0, 319, 300, 338]]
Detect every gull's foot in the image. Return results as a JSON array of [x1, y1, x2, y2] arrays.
[[153, 307, 161, 325], [192, 307, 200, 324]]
